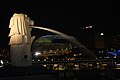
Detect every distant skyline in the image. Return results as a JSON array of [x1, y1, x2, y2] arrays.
[[0, 0, 114, 48]]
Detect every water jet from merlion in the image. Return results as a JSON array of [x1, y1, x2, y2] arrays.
[[31, 26, 96, 57], [8, 13, 96, 67]]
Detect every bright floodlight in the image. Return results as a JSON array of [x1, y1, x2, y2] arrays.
[[100, 33, 104, 36], [0, 60, 3, 64], [34, 52, 41, 56]]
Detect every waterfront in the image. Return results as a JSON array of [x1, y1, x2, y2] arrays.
[[1, 58, 120, 80], [0, 65, 120, 80], [0, 1, 114, 80]]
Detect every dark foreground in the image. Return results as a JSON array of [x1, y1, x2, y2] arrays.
[[0, 65, 120, 80]]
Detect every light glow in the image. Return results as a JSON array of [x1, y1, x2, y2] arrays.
[[34, 52, 41, 56], [85, 26, 92, 28], [100, 33, 104, 36]]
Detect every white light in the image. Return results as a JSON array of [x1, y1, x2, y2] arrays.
[[0, 60, 3, 64], [34, 52, 41, 56], [44, 59, 46, 61], [100, 33, 104, 36], [85, 26, 92, 28], [89, 26, 92, 28], [43, 65, 46, 67], [54, 64, 58, 67]]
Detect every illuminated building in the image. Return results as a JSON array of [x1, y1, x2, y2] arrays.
[[32, 35, 75, 54], [79, 26, 114, 49]]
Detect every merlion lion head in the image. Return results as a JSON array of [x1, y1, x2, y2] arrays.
[[9, 13, 34, 36], [9, 13, 35, 45]]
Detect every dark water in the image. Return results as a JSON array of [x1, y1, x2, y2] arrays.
[[0, 65, 120, 80], [56, 69, 119, 80]]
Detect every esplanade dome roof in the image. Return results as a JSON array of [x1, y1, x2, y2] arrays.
[[34, 35, 76, 43]]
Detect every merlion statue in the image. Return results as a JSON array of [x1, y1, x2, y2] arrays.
[[8, 13, 35, 67]]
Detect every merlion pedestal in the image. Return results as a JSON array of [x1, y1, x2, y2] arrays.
[[8, 13, 35, 67]]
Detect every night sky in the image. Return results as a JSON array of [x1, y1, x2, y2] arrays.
[[0, 0, 114, 49]]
